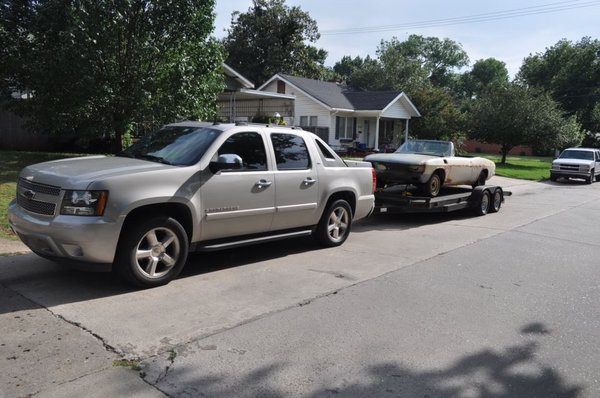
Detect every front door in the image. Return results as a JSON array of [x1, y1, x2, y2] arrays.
[[269, 132, 319, 231], [200, 131, 275, 241]]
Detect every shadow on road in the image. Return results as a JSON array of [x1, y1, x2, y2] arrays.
[[147, 322, 583, 398]]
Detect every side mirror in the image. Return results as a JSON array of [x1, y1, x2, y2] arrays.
[[209, 154, 243, 173]]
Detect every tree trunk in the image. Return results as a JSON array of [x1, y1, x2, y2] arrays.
[[112, 115, 126, 154], [500, 145, 511, 164]]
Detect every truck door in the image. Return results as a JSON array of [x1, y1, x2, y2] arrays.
[[269, 132, 319, 231], [200, 131, 275, 241]]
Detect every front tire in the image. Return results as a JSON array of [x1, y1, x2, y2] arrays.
[[314, 199, 352, 247], [116, 216, 189, 288], [422, 172, 442, 197], [587, 169, 594, 184]]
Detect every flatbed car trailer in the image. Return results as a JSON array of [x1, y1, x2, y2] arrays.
[[374, 185, 512, 216]]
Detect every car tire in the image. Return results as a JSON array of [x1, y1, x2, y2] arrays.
[[550, 174, 558, 182], [472, 170, 487, 188], [489, 189, 502, 213], [587, 169, 594, 184], [314, 199, 352, 247], [422, 172, 442, 197], [473, 190, 491, 216], [116, 216, 189, 288]]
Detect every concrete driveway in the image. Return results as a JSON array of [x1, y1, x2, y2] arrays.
[[1, 176, 599, 397]]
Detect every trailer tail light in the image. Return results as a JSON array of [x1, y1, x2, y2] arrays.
[[372, 168, 377, 193]]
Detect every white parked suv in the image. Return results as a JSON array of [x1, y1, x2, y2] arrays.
[[550, 147, 600, 184]]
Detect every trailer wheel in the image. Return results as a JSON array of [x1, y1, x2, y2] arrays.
[[314, 199, 352, 247], [489, 189, 502, 213], [422, 172, 442, 197], [474, 190, 491, 216]]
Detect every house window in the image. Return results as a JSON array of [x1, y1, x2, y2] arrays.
[[277, 80, 286, 94], [299, 116, 318, 127], [335, 116, 356, 140]]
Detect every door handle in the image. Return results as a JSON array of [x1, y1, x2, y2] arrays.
[[303, 177, 317, 186], [255, 179, 272, 189]]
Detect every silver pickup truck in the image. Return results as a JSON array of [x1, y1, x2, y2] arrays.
[[8, 122, 376, 287]]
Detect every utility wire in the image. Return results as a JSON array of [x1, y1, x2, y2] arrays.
[[321, 0, 600, 35]]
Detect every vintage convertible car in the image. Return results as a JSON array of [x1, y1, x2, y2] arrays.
[[364, 140, 496, 196]]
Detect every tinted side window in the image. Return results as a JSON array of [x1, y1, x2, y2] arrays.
[[271, 133, 311, 170], [218, 132, 267, 171]]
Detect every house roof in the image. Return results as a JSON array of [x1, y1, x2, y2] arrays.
[[259, 74, 420, 117]]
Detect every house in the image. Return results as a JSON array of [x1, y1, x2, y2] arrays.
[[217, 64, 295, 124], [257, 74, 420, 152]]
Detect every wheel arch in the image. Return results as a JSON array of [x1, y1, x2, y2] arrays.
[[119, 203, 194, 244], [324, 191, 356, 218]]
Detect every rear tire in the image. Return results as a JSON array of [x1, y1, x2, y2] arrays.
[[314, 199, 352, 247], [472, 170, 487, 188], [116, 216, 189, 288]]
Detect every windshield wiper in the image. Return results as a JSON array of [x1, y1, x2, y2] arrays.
[[139, 154, 173, 165]]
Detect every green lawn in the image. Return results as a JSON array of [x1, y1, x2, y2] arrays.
[[0, 150, 88, 240], [474, 154, 552, 181]]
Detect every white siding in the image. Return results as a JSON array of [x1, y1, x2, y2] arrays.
[[262, 79, 333, 141], [381, 100, 411, 119]]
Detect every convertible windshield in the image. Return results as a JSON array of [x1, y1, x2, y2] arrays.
[[119, 125, 222, 166], [559, 150, 594, 161], [395, 140, 453, 157]]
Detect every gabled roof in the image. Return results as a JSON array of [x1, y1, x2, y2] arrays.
[[258, 73, 420, 117]]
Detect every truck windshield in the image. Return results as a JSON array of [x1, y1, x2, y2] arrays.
[[395, 140, 452, 157], [119, 125, 222, 166], [559, 150, 594, 160]]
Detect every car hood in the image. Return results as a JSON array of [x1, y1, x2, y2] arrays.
[[364, 153, 437, 165], [553, 158, 593, 165], [20, 156, 174, 189]]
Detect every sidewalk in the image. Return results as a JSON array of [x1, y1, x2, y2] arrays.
[[0, 237, 29, 254]]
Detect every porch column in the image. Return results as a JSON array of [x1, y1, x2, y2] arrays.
[[374, 115, 381, 151], [404, 118, 409, 143]]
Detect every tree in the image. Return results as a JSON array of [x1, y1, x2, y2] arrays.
[[223, 0, 327, 86], [460, 58, 509, 98], [517, 37, 600, 141], [1, 0, 224, 153], [409, 86, 467, 143], [470, 84, 584, 163]]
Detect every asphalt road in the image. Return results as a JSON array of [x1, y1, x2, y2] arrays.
[[1, 176, 599, 397]]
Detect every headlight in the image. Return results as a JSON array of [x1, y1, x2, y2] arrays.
[[580, 165, 591, 172], [60, 190, 108, 216], [408, 165, 425, 173]]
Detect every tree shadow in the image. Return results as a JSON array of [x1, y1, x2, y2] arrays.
[[151, 325, 583, 398]]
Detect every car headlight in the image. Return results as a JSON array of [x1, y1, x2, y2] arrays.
[[408, 165, 425, 173], [580, 165, 591, 172], [60, 190, 108, 216]]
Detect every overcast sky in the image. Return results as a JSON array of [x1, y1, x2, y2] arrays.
[[213, 0, 600, 77]]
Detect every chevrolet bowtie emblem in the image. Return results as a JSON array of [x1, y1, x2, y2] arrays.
[[22, 189, 36, 200]]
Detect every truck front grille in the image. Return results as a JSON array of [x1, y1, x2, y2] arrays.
[[555, 164, 582, 171], [17, 178, 61, 216]]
